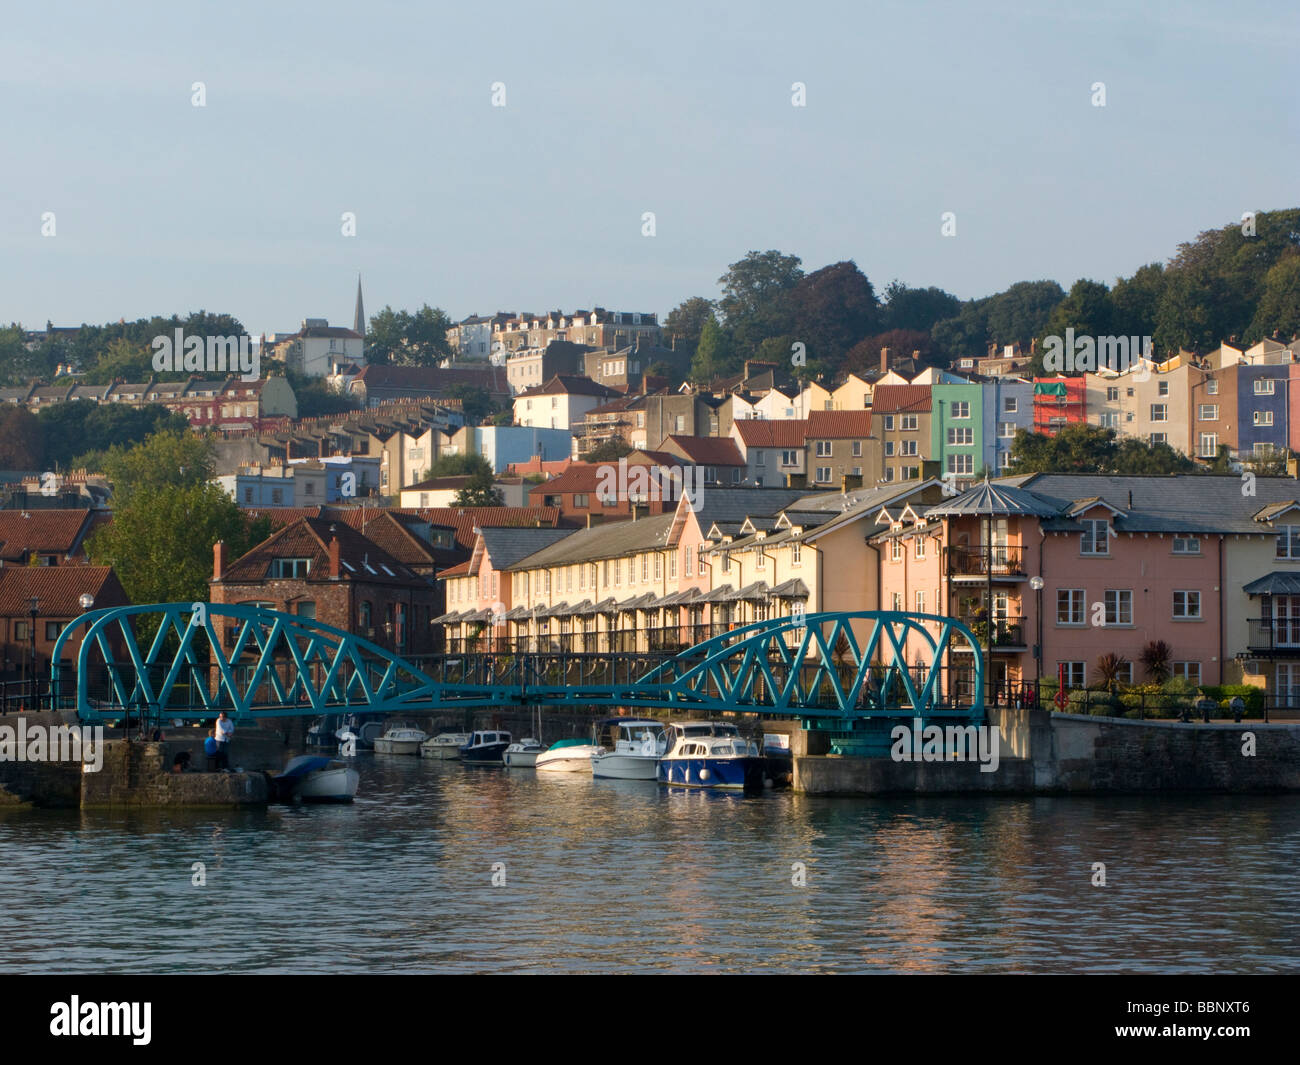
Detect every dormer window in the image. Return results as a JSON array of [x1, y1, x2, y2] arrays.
[[1081, 520, 1110, 556]]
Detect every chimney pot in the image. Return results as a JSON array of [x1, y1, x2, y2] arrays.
[[329, 535, 341, 579], [213, 540, 227, 581]]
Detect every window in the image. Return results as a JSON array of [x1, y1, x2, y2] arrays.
[[654, 554, 662, 580], [891, 592, 903, 612], [900, 440, 918, 457], [1106, 387, 1119, 402], [1207, 379, 1218, 395], [1172, 536, 1200, 555], [916, 590, 926, 613], [1173, 590, 1201, 619], [1150, 403, 1167, 422], [902, 466, 920, 480], [884, 467, 895, 482], [1277, 526, 1300, 559], [360, 601, 372, 631], [780, 450, 798, 467], [1081, 519, 1110, 555], [1158, 380, 1169, 397], [947, 427, 973, 445], [295, 601, 316, 621], [1149, 433, 1167, 446], [45, 621, 64, 640], [951, 400, 970, 418], [1254, 410, 1274, 426], [883, 415, 895, 431], [884, 441, 895, 457], [14, 621, 27, 641], [1099, 412, 1119, 429], [756, 451, 766, 466], [270, 558, 311, 579], [999, 422, 1017, 438], [756, 550, 766, 571], [1172, 661, 1201, 685], [1198, 433, 1218, 458], [579, 564, 587, 590], [1198, 404, 1218, 421], [1254, 379, 1275, 395], [684, 549, 693, 577], [668, 553, 676, 579], [914, 537, 926, 559], [1057, 589, 1085, 625], [851, 441, 862, 457], [815, 440, 832, 457], [791, 542, 801, 565], [1104, 589, 1133, 626], [890, 538, 903, 562], [1004, 397, 1018, 413], [1060, 661, 1086, 688], [947, 454, 974, 475], [901, 415, 919, 431], [815, 467, 832, 483]]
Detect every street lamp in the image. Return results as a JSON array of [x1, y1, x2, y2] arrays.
[[1029, 576, 1045, 695], [27, 596, 39, 711]]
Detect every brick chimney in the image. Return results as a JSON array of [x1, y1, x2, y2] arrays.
[[880, 347, 891, 374], [213, 540, 227, 580], [329, 533, 341, 578]]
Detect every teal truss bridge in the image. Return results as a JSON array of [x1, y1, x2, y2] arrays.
[[50, 603, 984, 728]]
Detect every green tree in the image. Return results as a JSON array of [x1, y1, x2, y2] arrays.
[[427, 451, 493, 479], [454, 467, 504, 506], [81, 337, 156, 384], [39, 403, 189, 469], [444, 384, 494, 426], [100, 429, 214, 504], [405, 304, 454, 365], [586, 437, 634, 462], [1111, 437, 1197, 475], [882, 281, 961, 333], [364, 306, 409, 365], [1008, 424, 1118, 474], [788, 260, 881, 367], [1034, 279, 1115, 374], [663, 297, 715, 354], [716, 250, 804, 357], [0, 407, 45, 469], [690, 314, 736, 383], [1246, 254, 1300, 344]]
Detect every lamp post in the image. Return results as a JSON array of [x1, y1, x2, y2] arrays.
[[1029, 576, 1045, 697], [27, 596, 39, 711]]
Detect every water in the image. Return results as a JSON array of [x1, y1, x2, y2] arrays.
[[2, 756, 1298, 973]]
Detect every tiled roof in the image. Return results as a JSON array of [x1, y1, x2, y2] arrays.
[[0, 565, 128, 617], [353, 364, 509, 393], [402, 506, 564, 549], [0, 509, 95, 559], [807, 410, 872, 438], [217, 516, 419, 586], [662, 435, 745, 466], [870, 384, 931, 414], [507, 514, 676, 568], [732, 420, 809, 448]]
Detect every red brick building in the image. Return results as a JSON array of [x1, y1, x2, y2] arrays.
[[209, 516, 439, 656]]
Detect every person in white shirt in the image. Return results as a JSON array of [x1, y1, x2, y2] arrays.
[[215, 712, 234, 769]]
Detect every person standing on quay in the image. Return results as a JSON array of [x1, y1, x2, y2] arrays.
[[215, 711, 234, 770]]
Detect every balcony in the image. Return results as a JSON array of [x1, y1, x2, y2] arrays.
[[952, 617, 1028, 653], [947, 545, 1026, 580], [1245, 618, 1300, 656]]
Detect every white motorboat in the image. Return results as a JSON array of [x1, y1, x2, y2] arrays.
[[373, 725, 428, 755], [591, 718, 667, 780], [421, 732, 471, 759], [272, 755, 360, 803], [534, 737, 601, 773], [503, 738, 545, 768]]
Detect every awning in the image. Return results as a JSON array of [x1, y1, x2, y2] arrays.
[[700, 584, 735, 603], [504, 606, 531, 621], [673, 586, 703, 605], [540, 601, 569, 618], [593, 597, 620, 614], [431, 609, 463, 624], [770, 578, 810, 600], [460, 608, 490, 622], [731, 581, 771, 601], [622, 593, 659, 611], [1243, 573, 1300, 596], [568, 599, 595, 615]]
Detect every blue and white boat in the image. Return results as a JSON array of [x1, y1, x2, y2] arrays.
[[270, 755, 360, 803], [656, 721, 764, 790]]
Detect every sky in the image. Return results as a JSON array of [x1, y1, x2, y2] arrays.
[[2, 0, 1297, 336]]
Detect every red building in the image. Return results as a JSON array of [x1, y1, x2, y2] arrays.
[[1032, 377, 1087, 435]]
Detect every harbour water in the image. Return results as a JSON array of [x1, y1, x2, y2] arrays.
[[2, 755, 1298, 974]]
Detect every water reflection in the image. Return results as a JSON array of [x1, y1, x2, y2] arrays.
[[1, 757, 1297, 973]]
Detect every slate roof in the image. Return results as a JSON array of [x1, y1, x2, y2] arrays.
[[515, 375, 622, 400], [1242, 573, 1300, 596], [507, 513, 677, 568], [927, 480, 1061, 518], [477, 526, 575, 570]]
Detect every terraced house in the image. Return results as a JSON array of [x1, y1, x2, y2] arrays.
[[872, 384, 932, 483]]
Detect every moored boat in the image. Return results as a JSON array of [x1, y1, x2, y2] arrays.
[[421, 732, 471, 759], [657, 721, 764, 790], [373, 725, 428, 755], [503, 738, 545, 768], [271, 755, 360, 803], [535, 737, 601, 773], [460, 729, 512, 765], [591, 718, 666, 780]]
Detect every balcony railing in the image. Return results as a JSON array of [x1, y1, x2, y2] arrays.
[[1246, 618, 1300, 654], [948, 545, 1025, 578], [954, 617, 1026, 650]]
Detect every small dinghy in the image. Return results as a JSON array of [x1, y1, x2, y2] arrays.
[[271, 755, 360, 803]]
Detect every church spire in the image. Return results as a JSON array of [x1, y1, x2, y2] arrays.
[[353, 274, 365, 336]]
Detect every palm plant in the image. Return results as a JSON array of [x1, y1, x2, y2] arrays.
[[1140, 639, 1172, 683], [1095, 652, 1129, 694]]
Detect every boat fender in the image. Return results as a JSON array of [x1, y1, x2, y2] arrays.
[[699, 768, 710, 781]]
